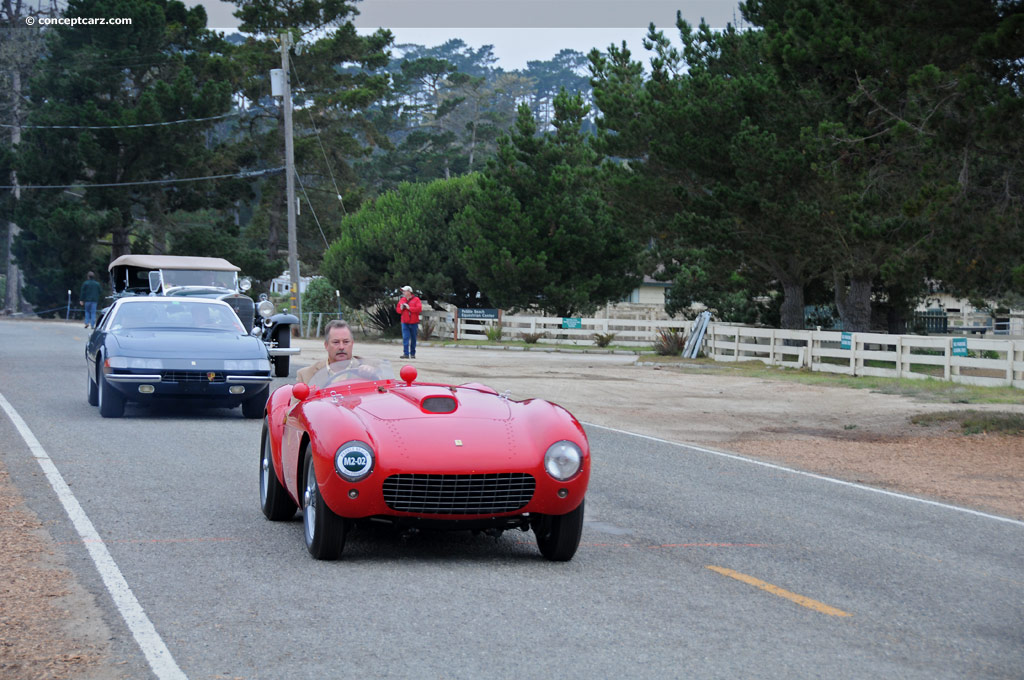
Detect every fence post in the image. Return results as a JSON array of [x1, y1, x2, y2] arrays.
[[944, 337, 952, 381], [1007, 340, 1014, 383], [849, 334, 857, 376], [895, 336, 903, 378]]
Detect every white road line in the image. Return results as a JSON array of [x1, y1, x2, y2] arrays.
[[583, 421, 1024, 528], [0, 393, 187, 680]]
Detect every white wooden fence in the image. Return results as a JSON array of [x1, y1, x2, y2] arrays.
[[705, 324, 1024, 389], [421, 311, 681, 347]]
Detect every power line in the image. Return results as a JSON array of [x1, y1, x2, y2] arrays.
[[0, 167, 284, 190], [1, 111, 242, 130], [289, 58, 347, 215]]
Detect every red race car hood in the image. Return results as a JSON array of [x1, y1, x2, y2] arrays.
[[354, 384, 511, 422], [327, 385, 524, 471]]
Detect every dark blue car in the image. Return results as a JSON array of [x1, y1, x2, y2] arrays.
[[85, 297, 273, 418]]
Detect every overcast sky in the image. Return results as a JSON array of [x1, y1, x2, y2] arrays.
[[193, 0, 743, 70]]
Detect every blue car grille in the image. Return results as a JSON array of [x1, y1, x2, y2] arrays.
[[161, 370, 225, 383], [382, 473, 536, 514]]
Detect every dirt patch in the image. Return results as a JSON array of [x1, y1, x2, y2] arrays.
[[0, 464, 122, 680]]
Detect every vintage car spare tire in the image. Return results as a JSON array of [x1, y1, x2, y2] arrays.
[[273, 329, 290, 377], [302, 445, 348, 560]]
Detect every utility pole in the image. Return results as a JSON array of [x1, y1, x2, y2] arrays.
[[4, 65, 23, 314], [279, 31, 299, 316]]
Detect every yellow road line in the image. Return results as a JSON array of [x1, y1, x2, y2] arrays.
[[706, 565, 852, 617]]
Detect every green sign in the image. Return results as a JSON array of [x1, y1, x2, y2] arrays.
[[840, 332, 852, 350], [562, 317, 582, 329], [952, 337, 968, 357]]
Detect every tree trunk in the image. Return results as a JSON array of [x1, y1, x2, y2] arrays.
[[778, 278, 805, 330], [834, 270, 873, 332]]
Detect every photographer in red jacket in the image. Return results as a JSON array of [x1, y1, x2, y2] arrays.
[[396, 285, 423, 359]]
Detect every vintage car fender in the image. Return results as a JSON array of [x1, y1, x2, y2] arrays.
[[263, 313, 299, 339]]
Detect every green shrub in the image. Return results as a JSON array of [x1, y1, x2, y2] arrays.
[[484, 323, 504, 342], [367, 303, 402, 338], [593, 332, 617, 348], [653, 328, 687, 356], [521, 331, 546, 344], [419, 316, 436, 340]]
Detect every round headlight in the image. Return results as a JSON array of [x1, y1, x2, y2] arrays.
[[544, 441, 582, 481], [334, 441, 374, 482], [239, 277, 252, 292], [257, 299, 275, 319]]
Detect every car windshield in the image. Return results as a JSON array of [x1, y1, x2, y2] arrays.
[[161, 269, 236, 289], [306, 358, 395, 389], [109, 300, 246, 334]]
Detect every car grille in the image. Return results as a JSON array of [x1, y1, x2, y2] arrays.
[[222, 295, 255, 332], [161, 370, 226, 383], [382, 473, 536, 515]]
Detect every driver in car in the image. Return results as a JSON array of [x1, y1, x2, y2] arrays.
[[296, 320, 385, 387]]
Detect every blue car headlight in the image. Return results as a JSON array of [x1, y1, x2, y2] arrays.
[[224, 359, 272, 371], [334, 441, 374, 482], [544, 441, 582, 481], [106, 357, 162, 370]]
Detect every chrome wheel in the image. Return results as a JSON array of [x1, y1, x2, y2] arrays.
[[258, 419, 296, 521], [303, 454, 317, 544]]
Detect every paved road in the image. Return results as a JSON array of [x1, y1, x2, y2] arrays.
[[2, 320, 1022, 679]]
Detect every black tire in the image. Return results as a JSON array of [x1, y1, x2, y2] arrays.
[[97, 366, 125, 418], [273, 329, 291, 377], [242, 387, 269, 419], [260, 419, 297, 521], [302, 445, 347, 560], [534, 499, 585, 562], [87, 367, 98, 406]]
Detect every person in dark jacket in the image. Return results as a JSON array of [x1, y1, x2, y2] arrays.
[[79, 271, 102, 328], [395, 285, 422, 359]]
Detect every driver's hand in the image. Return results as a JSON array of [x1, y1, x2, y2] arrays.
[[355, 364, 379, 379]]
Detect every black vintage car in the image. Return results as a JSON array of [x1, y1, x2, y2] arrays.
[[86, 297, 274, 418], [107, 254, 300, 377]]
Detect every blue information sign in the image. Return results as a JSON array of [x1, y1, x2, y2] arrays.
[[952, 337, 968, 357], [562, 317, 582, 329], [840, 332, 852, 350], [458, 308, 499, 320]]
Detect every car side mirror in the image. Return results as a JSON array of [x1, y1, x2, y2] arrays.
[[292, 383, 310, 401], [251, 326, 262, 337]]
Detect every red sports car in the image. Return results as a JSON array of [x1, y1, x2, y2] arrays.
[[259, 359, 590, 561]]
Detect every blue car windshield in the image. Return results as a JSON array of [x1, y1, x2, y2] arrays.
[[110, 300, 245, 334], [307, 358, 395, 389]]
